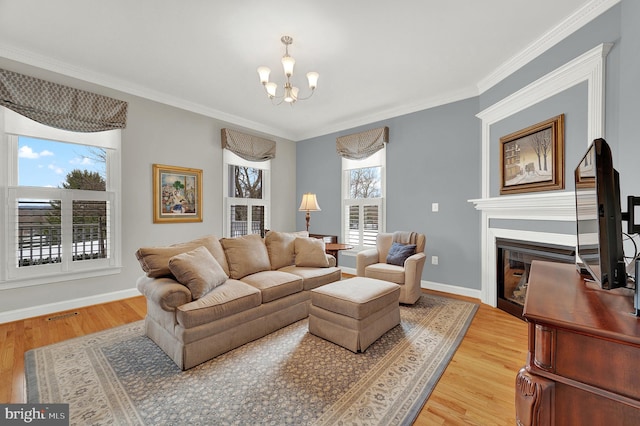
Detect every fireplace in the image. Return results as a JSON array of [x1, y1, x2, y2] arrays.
[[496, 238, 575, 319]]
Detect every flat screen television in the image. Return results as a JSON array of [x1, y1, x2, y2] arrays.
[[574, 138, 627, 290]]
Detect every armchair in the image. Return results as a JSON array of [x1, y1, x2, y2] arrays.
[[356, 232, 426, 304]]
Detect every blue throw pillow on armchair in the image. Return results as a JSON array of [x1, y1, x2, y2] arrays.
[[386, 242, 416, 266]]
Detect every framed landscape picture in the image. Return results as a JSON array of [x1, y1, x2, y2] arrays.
[[153, 164, 202, 223], [499, 114, 565, 195]]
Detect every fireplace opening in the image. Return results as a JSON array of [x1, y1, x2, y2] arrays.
[[496, 238, 575, 319]]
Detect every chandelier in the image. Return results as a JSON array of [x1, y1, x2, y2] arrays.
[[257, 35, 319, 105]]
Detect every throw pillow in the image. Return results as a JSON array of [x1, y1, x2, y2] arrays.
[[265, 230, 309, 270], [220, 233, 271, 279], [135, 235, 227, 278], [168, 246, 228, 299], [294, 237, 330, 268], [386, 242, 416, 266]]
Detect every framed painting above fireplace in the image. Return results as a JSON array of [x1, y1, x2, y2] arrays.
[[499, 114, 565, 195]]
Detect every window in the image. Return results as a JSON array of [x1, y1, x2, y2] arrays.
[[1, 108, 121, 285], [223, 150, 270, 237], [342, 147, 385, 249]]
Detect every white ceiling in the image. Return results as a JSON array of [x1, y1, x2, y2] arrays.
[[0, 0, 609, 141]]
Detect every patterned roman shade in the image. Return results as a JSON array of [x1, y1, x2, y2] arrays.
[[221, 128, 276, 162], [0, 68, 128, 132], [336, 126, 389, 160]]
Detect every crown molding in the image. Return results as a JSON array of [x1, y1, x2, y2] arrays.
[[291, 85, 479, 141], [477, 0, 620, 94], [0, 44, 295, 141]]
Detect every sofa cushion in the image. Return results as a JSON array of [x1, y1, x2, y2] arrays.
[[220, 233, 271, 279], [135, 235, 229, 278], [365, 263, 406, 285], [294, 237, 330, 268], [386, 242, 416, 266], [176, 279, 262, 329], [264, 230, 309, 270], [241, 270, 303, 303], [169, 246, 229, 299], [280, 265, 342, 291]]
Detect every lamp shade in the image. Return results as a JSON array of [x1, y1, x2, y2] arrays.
[[265, 82, 277, 97], [306, 72, 319, 89], [281, 55, 295, 77], [257, 66, 271, 84], [299, 193, 321, 211]]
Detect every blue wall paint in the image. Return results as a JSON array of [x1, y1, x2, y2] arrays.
[[297, 98, 481, 289]]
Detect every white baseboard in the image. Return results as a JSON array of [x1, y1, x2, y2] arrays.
[[340, 266, 482, 302], [421, 280, 482, 301], [0, 288, 142, 324]]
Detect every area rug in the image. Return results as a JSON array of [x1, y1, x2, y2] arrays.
[[26, 293, 477, 425]]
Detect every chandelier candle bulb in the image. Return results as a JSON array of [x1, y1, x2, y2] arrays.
[[307, 72, 319, 89], [257, 67, 271, 84], [282, 55, 295, 76]]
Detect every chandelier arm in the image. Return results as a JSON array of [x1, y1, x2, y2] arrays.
[[294, 89, 316, 101], [270, 96, 285, 106]]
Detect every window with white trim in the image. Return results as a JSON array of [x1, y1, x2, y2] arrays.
[[342, 147, 386, 249], [223, 150, 270, 237], [1, 108, 121, 285]]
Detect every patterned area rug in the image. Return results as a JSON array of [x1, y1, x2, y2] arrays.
[[26, 294, 477, 425]]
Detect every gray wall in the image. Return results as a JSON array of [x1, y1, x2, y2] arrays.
[[296, 98, 482, 290], [0, 60, 297, 318]]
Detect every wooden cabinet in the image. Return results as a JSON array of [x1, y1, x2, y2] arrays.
[[516, 261, 640, 425]]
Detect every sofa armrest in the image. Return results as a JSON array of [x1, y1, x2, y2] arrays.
[[403, 252, 426, 287], [356, 248, 379, 276], [136, 275, 192, 311], [326, 254, 337, 267]]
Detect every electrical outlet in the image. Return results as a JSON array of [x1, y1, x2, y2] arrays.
[[431, 256, 439, 265], [432, 202, 439, 212]]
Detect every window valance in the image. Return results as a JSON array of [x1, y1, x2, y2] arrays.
[[336, 126, 389, 160], [221, 128, 276, 162], [0, 68, 128, 132]]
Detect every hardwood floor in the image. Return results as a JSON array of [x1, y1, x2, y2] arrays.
[[0, 290, 528, 425]]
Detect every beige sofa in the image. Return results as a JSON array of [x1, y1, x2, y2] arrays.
[[136, 231, 341, 370]]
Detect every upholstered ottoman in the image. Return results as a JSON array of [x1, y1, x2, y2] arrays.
[[309, 277, 400, 352]]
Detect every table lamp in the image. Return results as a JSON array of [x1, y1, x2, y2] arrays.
[[299, 193, 321, 232]]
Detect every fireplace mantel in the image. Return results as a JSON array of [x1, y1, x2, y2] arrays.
[[469, 191, 575, 221]]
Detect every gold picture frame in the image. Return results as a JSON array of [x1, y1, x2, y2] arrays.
[[500, 114, 565, 195], [153, 164, 202, 223]]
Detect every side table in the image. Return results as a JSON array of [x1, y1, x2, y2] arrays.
[[325, 243, 352, 266]]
